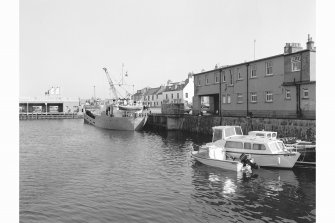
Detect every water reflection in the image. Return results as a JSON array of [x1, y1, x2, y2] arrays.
[[191, 161, 315, 222]]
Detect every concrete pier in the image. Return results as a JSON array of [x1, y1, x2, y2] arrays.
[[145, 114, 316, 141]]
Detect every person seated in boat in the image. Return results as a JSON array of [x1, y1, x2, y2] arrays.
[[240, 153, 258, 169]]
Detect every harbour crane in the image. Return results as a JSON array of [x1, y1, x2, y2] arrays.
[[103, 67, 120, 99]]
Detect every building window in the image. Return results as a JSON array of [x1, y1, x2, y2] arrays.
[[237, 93, 243, 103], [166, 94, 168, 99], [265, 91, 273, 102], [171, 93, 173, 99], [303, 88, 309, 98], [177, 93, 179, 99], [215, 73, 219, 83], [285, 89, 291, 100], [206, 75, 209, 85], [222, 71, 226, 82], [251, 65, 257, 78], [222, 95, 226, 104], [265, 61, 273, 75], [250, 92, 257, 103], [185, 93, 188, 98], [237, 68, 242, 80], [291, 56, 301, 71], [227, 94, 231, 103], [152, 95, 154, 100], [197, 77, 201, 86], [229, 70, 233, 85], [156, 95, 158, 99]]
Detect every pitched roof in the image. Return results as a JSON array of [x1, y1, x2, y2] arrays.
[[144, 87, 160, 96], [164, 78, 189, 92]]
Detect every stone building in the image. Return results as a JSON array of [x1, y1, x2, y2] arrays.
[[192, 36, 316, 119]]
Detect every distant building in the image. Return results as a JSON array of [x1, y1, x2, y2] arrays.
[[131, 87, 149, 104], [162, 75, 194, 107], [193, 35, 315, 119], [143, 87, 160, 107]]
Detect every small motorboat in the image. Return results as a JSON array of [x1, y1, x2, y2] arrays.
[[191, 143, 258, 172], [282, 138, 316, 166]]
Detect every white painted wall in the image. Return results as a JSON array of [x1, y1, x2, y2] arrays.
[[183, 76, 194, 105]]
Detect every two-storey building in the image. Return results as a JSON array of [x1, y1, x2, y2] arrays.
[[193, 36, 316, 119]]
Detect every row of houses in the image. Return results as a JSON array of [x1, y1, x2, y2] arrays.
[[131, 74, 194, 108], [192, 35, 316, 119]]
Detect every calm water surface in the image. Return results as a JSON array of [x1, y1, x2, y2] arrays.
[[20, 119, 315, 223]]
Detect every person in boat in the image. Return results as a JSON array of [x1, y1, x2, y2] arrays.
[[240, 153, 259, 169]]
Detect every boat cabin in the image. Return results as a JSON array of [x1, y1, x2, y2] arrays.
[[212, 126, 243, 142], [248, 131, 277, 140], [224, 136, 286, 154]]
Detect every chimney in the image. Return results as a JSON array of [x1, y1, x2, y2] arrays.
[[284, 42, 303, 54], [306, 34, 315, 50]]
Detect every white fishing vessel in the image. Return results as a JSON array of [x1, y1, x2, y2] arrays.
[[84, 66, 148, 131], [208, 126, 300, 168]]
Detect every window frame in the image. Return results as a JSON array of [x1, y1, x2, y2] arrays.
[[227, 94, 231, 104], [250, 92, 257, 103], [285, 89, 291, 100], [265, 61, 273, 76], [237, 93, 243, 104], [244, 142, 252, 150], [229, 70, 234, 85], [252, 143, 266, 150], [250, 65, 257, 78], [303, 88, 309, 99], [215, 73, 219, 83], [237, 68, 243, 80], [291, 55, 301, 72], [222, 71, 226, 82], [222, 95, 226, 104], [265, 91, 273, 102]]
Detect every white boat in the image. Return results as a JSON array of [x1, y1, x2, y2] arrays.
[[249, 131, 316, 166], [209, 126, 300, 168], [191, 144, 256, 172], [84, 103, 148, 131]]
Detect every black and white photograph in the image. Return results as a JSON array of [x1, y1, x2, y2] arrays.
[[3, 0, 333, 222]]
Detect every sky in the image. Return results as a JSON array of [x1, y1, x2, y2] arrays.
[[20, 0, 315, 99]]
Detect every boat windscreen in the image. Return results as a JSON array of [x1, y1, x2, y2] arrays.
[[213, 129, 222, 142], [225, 128, 236, 138], [269, 141, 285, 152], [235, 127, 243, 135]]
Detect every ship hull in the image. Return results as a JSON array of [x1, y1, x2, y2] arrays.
[[84, 113, 147, 131]]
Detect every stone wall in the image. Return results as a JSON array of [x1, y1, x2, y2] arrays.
[[146, 115, 316, 141]]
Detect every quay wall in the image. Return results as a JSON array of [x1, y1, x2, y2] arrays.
[[19, 113, 84, 120], [145, 115, 316, 141]]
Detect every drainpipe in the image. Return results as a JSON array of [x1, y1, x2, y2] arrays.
[[219, 69, 222, 116], [298, 52, 303, 118], [246, 63, 249, 117]]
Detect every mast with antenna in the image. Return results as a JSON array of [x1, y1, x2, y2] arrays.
[[254, 39, 256, 60]]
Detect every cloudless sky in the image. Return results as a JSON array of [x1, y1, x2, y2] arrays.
[[20, 0, 315, 99]]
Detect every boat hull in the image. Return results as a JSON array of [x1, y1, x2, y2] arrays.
[[192, 152, 243, 172], [84, 113, 147, 131], [225, 151, 300, 168], [288, 146, 315, 165]]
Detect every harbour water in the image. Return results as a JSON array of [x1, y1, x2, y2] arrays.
[[20, 119, 316, 223]]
